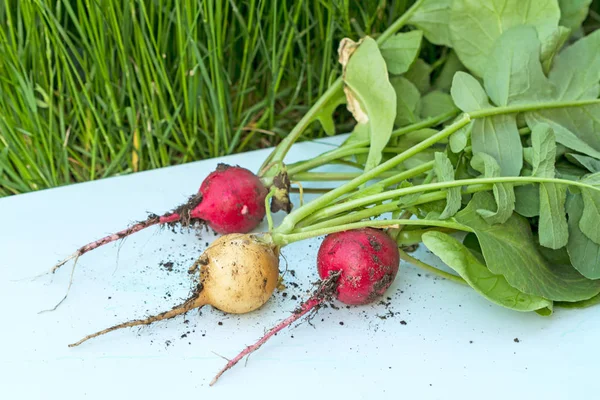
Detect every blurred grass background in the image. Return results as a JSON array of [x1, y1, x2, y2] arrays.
[[0, 0, 420, 196], [1, 0, 599, 196]]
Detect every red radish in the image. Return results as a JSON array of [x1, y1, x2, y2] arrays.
[[317, 228, 400, 305], [49, 164, 267, 274], [211, 228, 399, 385], [194, 164, 268, 234]]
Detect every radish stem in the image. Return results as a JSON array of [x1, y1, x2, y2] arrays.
[[259, 0, 427, 173], [398, 249, 466, 285]]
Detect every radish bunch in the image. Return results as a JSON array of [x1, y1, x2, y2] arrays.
[[47, 0, 600, 388]]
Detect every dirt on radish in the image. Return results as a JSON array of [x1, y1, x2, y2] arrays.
[[68, 233, 280, 347], [210, 227, 400, 384], [48, 163, 269, 277]]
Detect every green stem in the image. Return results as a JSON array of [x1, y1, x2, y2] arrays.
[[398, 248, 467, 285], [291, 171, 401, 181], [303, 176, 596, 224], [264, 187, 276, 232], [469, 99, 600, 119], [282, 111, 456, 178], [258, 0, 426, 172], [396, 227, 457, 246], [294, 203, 400, 233], [297, 161, 434, 228], [273, 218, 472, 246], [287, 148, 369, 176], [274, 114, 472, 234]]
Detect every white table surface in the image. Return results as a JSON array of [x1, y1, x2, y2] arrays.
[[1, 136, 598, 400]]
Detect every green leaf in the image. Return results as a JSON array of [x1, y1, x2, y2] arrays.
[[566, 153, 600, 173], [566, 194, 600, 279], [455, 192, 600, 301], [423, 231, 552, 312], [449, 121, 472, 154], [450, 72, 491, 112], [538, 183, 569, 249], [540, 26, 571, 74], [340, 37, 397, 172], [525, 32, 600, 159], [558, 0, 593, 32], [407, 0, 453, 47], [471, 151, 501, 178], [555, 292, 600, 309], [470, 152, 515, 224], [314, 88, 346, 136], [537, 242, 572, 265], [556, 161, 589, 181], [434, 152, 461, 219], [515, 185, 540, 217], [550, 30, 600, 101], [391, 76, 421, 127], [483, 26, 554, 106], [471, 115, 523, 177], [380, 31, 423, 75], [434, 51, 466, 91], [580, 188, 600, 244], [530, 123, 557, 178], [420, 91, 458, 119], [526, 105, 600, 159], [449, 0, 561, 77], [404, 58, 432, 94]]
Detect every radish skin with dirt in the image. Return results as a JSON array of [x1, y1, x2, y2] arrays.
[[210, 227, 400, 384], [49, 164, 269, 275], [69, 233, 280, 346]]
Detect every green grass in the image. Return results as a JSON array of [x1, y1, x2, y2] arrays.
[[3, 0, 599, 197], [0, 0, 419, 196]]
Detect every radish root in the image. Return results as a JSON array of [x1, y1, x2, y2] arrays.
[[38, 254, 80, 314], [210, 271, 340, 386], [69, 289, 206, 347], [50, 213, 179, 275]]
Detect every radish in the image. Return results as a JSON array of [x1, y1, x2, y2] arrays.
[[50, 164, 268, 274], [317, 228, 400, 305], [69, 233, 280, 347], [210, 228, 399, 384]]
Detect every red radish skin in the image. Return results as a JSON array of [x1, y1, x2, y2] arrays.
[[317, 228, 400, 305], [191, 164, 268, 234], [49, 164, 267, 274], [211, 228, 400, 385]]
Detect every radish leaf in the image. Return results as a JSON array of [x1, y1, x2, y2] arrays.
[[407, 0, 452, 47], [314, 88, 347, 136], [558, 0, 593, 32], [433, 152, 461, 219], [450, 72, 491, 112], [423, 231, 553, 312], [339, 37, 396, 172], [540, 26, 570, 74], [483, 26, 554, 107], [391, 76, 421, 127], [380, 31, 423, 75], [567, 194, 600, 279], [449, 0, 561, 77], [471, 115, 522, 176], [539, 183, 569, 249], [420, 91, 458, 119], [455, 192, 600, 301], [470, 152, 515, 224]]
